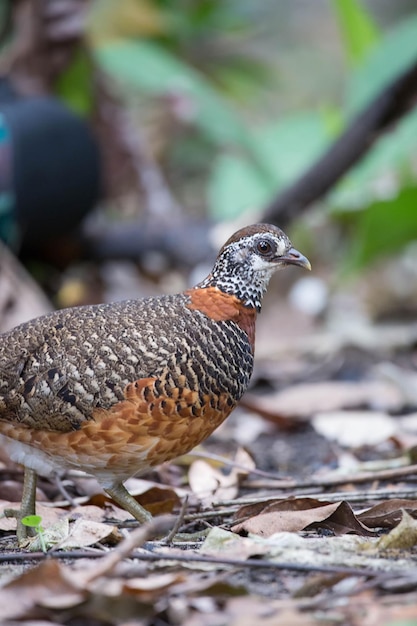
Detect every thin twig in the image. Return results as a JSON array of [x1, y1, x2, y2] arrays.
[[0, 546, 388, 579], [212, 488, 417, 510], [239, 463, 417, 491], [183, 508, 239, 522], [81, 515, 174, 584], [54, 476, 78, 508], [161, 496, 189, 544], [189, 450, 289, 480]]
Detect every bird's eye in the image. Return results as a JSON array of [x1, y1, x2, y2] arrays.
[[256, 239, 273, 255]]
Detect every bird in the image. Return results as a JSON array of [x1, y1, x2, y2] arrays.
[[0, 223, 310, 538]]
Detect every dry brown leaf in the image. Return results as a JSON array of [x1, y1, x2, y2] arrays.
[[184, 596, 318, 626], [200, 527, 271, 560], [88, 483, 181, 519], [170, 571, 248, 597], [0, 501, 67, 531], [243, 380, 403, 423], [0, 479, 26, 503], [313, 411, 396, 447], [232, 497, 374, 537], [70, 504, 106, 522], [59, 518, 118, 549], [123, 573, 186, 601], [0, 240, 52, 333], [133, 486, 181, 516], [0, 560, 85, 621], [357, 498, 417, 528], [189, 449, 255, 504], [239, 396, 307, 431], [375, 509, 417, 551], [189, 460, 238, 503]]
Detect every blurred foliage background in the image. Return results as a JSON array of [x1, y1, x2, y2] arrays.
[[87, 0, 417, 270], [2, 0, 417, 292]]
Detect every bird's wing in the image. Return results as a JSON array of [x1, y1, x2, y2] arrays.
[[0, 301, 172, 432]]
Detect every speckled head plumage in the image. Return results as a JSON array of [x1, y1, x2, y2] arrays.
[[197, 223, 311, 311]]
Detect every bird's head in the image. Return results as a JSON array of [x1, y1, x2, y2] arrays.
[[198, 223, 311, 311]]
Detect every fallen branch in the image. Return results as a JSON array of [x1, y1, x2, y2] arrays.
[[0, 545, 383, 579], [80, 514, 174, 584], [239, 462, 417, 491]]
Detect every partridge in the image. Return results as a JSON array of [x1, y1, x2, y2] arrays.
[[0, 223, 310, 534]]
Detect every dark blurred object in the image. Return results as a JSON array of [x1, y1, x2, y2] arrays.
[[0, 0, 155, 212], [0, 77, 101, 250], [82, 214, 215, 271], [0, 0, 183, 268]]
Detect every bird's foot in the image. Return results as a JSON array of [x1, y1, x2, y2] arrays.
[[3, 507, 36, 545], [4, 468, 38, 546]]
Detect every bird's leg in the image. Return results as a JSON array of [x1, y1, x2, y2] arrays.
[[17, 467, 37, 542], [105, 485, 209, 542], [105, 483, 152, 524], [7, 467, 37, 545], [4, 467, 37, 543]]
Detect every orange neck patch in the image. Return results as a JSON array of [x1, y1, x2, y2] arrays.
[[185, 287, 257, 350]]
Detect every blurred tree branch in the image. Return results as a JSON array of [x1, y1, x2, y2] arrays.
[[264, 58, 417, 225]]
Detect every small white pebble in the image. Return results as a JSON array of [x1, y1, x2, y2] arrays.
[[289, 276, 328, 316]]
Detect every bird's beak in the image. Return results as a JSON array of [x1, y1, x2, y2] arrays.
[[281, 247, 311, 271]]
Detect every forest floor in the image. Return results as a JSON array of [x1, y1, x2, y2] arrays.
[[1, 260, 417, 626]]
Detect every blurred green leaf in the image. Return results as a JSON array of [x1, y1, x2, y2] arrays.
[[256, 112, 333, 182], [347, 186, 417, 269], [332, 0, 380, 67], [214, 58, 274, 103], [54, 49, 94, 116], [159, 0, 249, 39], [331, 14, 417, 212], [209, 156, 271, 220], [331, 108, 417, 211], [95, 39, 275, 183], [208, 111, 331, 219], [346, 14, 417, 114]]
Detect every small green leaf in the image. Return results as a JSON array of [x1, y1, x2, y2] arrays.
[[21, 514, 47, 551], [331, 107, 417, 211], [332, 0, 380, 67], [21, 514, 43, 528], [346, 14, 417, 114], [346, 186, 417, 270], [331, 15, 417, 212]]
